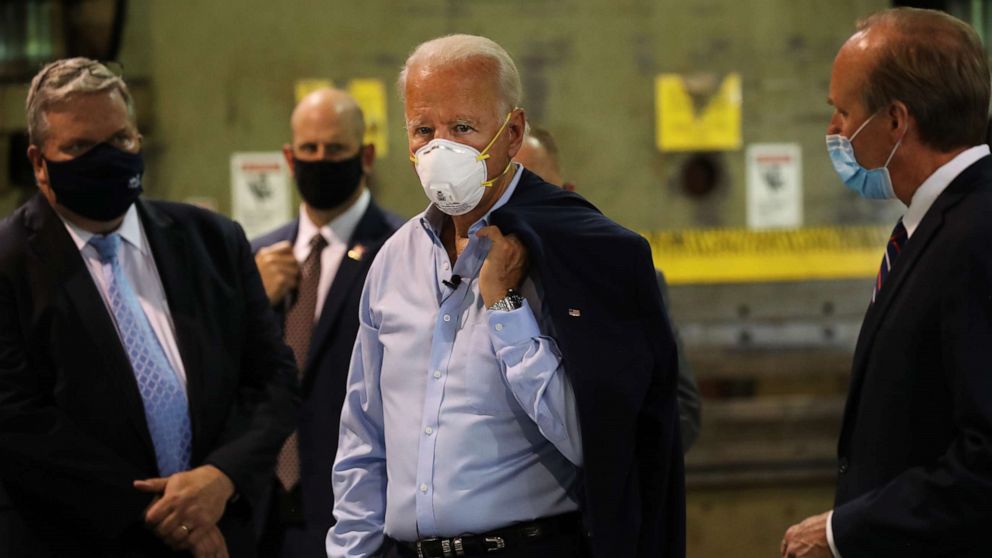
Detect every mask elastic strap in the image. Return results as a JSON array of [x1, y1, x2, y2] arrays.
[[884, 132, 906, 168], [849, 112, 877, 142], [482, 161, 514, 188], [475, 109, 517, 162]]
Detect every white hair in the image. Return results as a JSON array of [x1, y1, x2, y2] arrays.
[[398, 34, 523, 116], [26, 57, 134, 147]]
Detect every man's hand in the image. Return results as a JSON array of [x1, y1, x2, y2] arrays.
[[782, 511, 833, 558], [254, 240, 300, 304], [134, 465, 235, 549], [187, 524, 229, 558], [476, 225, 528, 308]]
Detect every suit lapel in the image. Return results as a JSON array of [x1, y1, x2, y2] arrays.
[[302, 205, 388, 385], [24, 195, 157, 460], [137, 201, 208, 458], [840, 162, 980, 446]]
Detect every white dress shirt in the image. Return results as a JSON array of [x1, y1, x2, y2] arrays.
[[826, 143, 991, 558], [292, 188, 370, 320], [59, 204, 187, 384]]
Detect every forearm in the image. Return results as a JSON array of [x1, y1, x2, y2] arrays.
[[490, 301, 583, 465]]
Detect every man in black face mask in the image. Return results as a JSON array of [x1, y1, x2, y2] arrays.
[[0, 58, 299, 557], [251, 87, 401, 557]]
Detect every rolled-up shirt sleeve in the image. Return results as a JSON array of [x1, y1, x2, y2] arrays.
[[488, 300, 583, 466]]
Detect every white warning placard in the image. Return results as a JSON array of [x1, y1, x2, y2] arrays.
[[746, 143, 802, 229], [230, 152, 292, 239]]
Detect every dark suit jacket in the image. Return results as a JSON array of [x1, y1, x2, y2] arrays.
[[832, 155, 992, 557], [491, 170, 685, 558], [250, 201, 400, 552], [0, 194, 299, 557]]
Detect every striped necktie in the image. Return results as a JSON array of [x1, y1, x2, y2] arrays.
[[872, 218, 908, 303], [89, 233, 192, 476]]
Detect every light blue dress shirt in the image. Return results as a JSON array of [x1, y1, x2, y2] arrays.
[[328, 165, 583, 558]]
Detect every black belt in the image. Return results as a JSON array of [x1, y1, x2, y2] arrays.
[[392, 512, 582, 558]]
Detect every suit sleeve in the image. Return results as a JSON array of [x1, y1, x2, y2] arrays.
[[201, 221, 300, 506], [0, 272, 152, 541], [832, 234, 992, 556]]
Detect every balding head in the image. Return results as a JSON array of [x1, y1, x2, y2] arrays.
[[515, 126, 563, 186], [291, 87, 366, 150]]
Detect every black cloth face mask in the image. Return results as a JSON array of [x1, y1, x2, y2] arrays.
[[44, 143, 144, 221], [293, 151, 364, 210]]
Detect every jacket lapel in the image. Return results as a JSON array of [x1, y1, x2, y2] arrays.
[[137, 201, 207, 459], [24, 195, 157, 461], [303, 204, 388, 385]]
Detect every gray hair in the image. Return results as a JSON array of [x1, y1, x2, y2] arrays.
[[397, 34, 523, 116], [26, 57, 135, 147]]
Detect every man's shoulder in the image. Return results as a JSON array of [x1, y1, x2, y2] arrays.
[[250, 220, 298, 253], [0, 200, 35, 270], [499, 171, 647, 249]]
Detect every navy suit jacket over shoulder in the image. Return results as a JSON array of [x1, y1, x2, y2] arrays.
[[491, 170, 686, 558]]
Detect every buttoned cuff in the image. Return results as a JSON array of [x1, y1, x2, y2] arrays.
[[826, 510, 842, 558], [487, 299, 541, 351]]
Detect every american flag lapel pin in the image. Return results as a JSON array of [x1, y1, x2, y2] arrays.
[[347, 244, 366, 261], [568, 308, 581, 317]]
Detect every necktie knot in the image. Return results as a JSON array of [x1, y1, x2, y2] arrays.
[[872, 218, 908, 303], [89, 233, 123, 264], [309, 233, 328, 255]]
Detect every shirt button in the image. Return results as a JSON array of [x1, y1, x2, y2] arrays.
[[433, 370, 442, 379], [443, 314, 451, 322], [495, 323, 504, 331], [425, 426, 433, 435], [419, 483, 428, 493], [443, 262, 450, 270]]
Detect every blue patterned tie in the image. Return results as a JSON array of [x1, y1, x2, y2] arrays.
[[89, 233, 192, 476], [872, 218, 908, 303]]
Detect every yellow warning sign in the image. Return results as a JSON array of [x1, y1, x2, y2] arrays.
[[294, 79, 335, 103], [655, 73, 742, 152], [293, 78, 390, 158], [644, 226, 889, 284], [347, 78, 389, 158]]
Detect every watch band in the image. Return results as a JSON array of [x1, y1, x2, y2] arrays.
[[488, 288, 524, 312]]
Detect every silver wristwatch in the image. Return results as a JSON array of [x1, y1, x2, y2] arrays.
[[488, 288, 524, 312]]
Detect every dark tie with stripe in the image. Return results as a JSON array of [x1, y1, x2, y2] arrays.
[[872, 218, 907, 303], [275, 233, 327, 490]]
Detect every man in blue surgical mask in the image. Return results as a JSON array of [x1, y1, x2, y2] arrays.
[[0, 57, 299, 557], [782, 8, 992, 558]]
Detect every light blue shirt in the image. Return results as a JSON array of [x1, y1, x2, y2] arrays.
[[328, 165, 583, 558]]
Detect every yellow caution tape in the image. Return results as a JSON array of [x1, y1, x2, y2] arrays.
[[643, 226, 889, 284]]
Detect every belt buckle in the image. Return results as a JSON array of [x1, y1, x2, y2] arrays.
[[415, 538, 436, 558], [415, 537, 457, 558], [483, 536, 506, 552]]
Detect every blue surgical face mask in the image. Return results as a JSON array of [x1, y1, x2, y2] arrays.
[[826, 113, 903, 200]]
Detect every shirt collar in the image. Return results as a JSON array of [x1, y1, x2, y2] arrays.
[[903, 144, 990, 237], [420, 162, 524, 236], [60, 203, 148, 255], [295, 187, 371, 258]]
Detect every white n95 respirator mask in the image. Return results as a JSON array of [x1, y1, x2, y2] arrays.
[[410, 110, 515, 216]]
